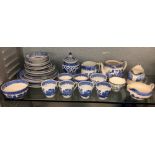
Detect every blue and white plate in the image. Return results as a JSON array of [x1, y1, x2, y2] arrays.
[[25, 51, 49, 63]]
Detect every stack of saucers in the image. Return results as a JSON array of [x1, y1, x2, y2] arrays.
[[19, 51, 58, 88]]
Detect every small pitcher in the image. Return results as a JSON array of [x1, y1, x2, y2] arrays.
[[100, 60, 127, 78], [81, 61, 100, 76]]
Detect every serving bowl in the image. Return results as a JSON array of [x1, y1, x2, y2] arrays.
[[109, 77, 126, 92], [1, 79, 29, 99]]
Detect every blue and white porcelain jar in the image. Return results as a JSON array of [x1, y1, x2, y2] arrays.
[[62, 52, 80, 74]]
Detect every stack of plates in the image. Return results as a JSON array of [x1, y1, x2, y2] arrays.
[[19, 52, 58, 88]]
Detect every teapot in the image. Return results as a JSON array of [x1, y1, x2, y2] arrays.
[[100, 60, 127, 78]]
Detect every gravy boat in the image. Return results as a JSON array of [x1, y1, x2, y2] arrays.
[[127, 82, 154, 100]]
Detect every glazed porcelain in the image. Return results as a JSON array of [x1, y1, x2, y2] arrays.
[[1, 79, 29, 99], [109, 77, 126, 92], [78, 81, 94, 99], [41, 79, 57, 98], [59, 80, 76, 98], [62, 52, 80, 74], [100, 60, 127, 78], [90, 73, 107, 84], [127, 82, 154, 100], [25, 51, 49, 64], [73, 74, 89, 82], [96, 82, 112, 100], [81, 61, 100, 76], [58, 73, 72, 81], [128, 65, 145, 83]]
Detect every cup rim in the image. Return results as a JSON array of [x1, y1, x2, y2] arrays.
[[41, 79, 57, 87]]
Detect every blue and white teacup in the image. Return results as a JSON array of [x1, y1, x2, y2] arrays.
[[96, 82, 112, 100], [59, 80, 76, 98], [90, 73, 107, 84], [58, 73, 73, 81], [73, 73, 89, 83], [41, 79, 57, 98], [78, 81, 94, 99]]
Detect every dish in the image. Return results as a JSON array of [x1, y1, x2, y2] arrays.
[[1, 79, 29, 99]]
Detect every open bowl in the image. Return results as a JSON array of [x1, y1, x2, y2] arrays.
[[109, 77, 126, 92], [1, 79, 29, 99]]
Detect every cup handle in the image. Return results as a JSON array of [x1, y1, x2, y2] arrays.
[[150, 83, 155, 90], [123, 61, 128, 71], [96, 62, 101, 73], [74, 82, 78, 90]]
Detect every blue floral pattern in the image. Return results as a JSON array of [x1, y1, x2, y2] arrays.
[[79, 89, 92, 98], [43, 89, 56, 96]]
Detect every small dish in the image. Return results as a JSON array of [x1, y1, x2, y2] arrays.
[[109, 77, 126, 92], [1, 79, 29, 99], [58, 73, 73, 81], [90, 73, 107, 83], [73, 74, 89, 82]]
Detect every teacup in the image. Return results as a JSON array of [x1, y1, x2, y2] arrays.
[[58, 73, 72, 81], [73, 74, 89, 83], [59, 80, 76, 98], [96, 82, 112, 100], [41, 79, 57, 98], [78, 81, 94, 99], [109, 77, 126, 92], [90, 73, 107, 84]]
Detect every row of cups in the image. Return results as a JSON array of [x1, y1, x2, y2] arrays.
[[41, 79, 112, 100], [42, 73, 126, 100]]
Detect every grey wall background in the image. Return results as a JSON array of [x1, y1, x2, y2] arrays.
[[23, 47, 155, 75]]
